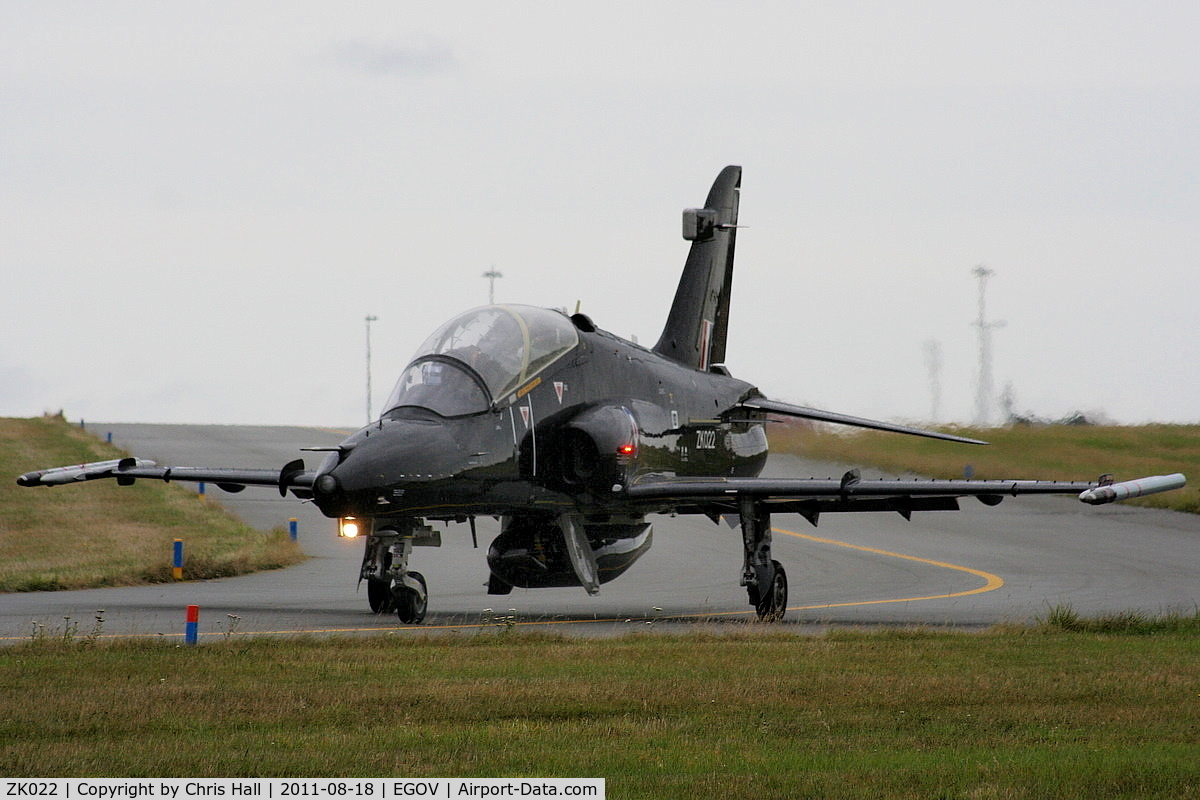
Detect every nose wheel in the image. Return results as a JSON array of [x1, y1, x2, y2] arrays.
[[367, 578, 394, 614], [367, 573, 427, 623], [392, 571, 428, 624]]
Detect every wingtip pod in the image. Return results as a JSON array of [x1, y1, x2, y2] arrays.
[[1078, 473, 1187, 505], [16, 458, 156, 487]]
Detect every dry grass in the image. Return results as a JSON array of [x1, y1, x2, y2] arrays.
[[1, 416, 303, 591]]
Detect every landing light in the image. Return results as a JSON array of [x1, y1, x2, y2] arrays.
[[339, 517, 361, 538]]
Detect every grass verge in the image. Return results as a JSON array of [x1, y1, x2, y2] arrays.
[[771, 423, 1200, 514], [1, 416, 304, 591], [2, 627, 1198, 797], [1036, 602, 1200, 634]]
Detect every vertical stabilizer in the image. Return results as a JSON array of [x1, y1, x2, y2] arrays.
[[653, 165, 741, 370]]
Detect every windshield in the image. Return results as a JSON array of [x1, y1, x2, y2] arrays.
[[410, 305, 579, 401], [383, 358, 490, 417], [382, 305, 580, 417]]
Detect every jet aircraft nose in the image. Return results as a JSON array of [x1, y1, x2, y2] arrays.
[[311, 416, 467, 516]]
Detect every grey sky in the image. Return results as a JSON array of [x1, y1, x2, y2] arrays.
[[2, 2, 1197, 426]]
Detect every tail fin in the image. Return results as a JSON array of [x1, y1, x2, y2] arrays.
[[653, 165, 741, 371]]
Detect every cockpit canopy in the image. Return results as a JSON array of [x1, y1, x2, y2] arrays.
[[383, 304, 580, 417]]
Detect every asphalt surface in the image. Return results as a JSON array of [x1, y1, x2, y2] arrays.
[[4, 423, 1198, 642]]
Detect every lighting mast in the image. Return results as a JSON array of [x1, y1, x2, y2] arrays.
[[971, 266, 1005, 427], [365, 314, 378, 422]]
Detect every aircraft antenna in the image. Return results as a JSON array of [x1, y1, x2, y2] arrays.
[[365, 314, 378, 422], [971, 266, 1005, 427], [483, 267, 503, 304]]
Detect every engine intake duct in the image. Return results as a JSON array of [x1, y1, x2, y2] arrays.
[[551, 404, 639, 491]]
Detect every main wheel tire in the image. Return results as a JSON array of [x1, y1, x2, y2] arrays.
[[394, 571, 428, 624], [755, 560, 788, 622]]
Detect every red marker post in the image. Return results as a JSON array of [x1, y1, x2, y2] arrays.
[[185, 605, 199, 646]]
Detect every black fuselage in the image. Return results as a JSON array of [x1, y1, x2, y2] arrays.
[[310, 320, 769, 524]]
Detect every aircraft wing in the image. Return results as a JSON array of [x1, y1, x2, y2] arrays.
[[16, 457, 318, 497], [737, 396, 989, 445], [624, 471, 1187, 525]]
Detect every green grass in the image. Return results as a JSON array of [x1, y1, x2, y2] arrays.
[[2, 629, 1199, 797], [1, 416, 303, 591], [1036, 602, 1200, 634], [771, 423, 1200, 514]]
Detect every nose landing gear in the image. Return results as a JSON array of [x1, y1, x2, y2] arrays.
[[361, 521, 438, 624]]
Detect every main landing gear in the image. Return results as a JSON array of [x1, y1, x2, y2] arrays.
[[361, 522, 434, 624], [739, 497, 788, 622]]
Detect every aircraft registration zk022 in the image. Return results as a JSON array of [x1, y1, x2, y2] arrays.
[[18, 166, 1187, 624]]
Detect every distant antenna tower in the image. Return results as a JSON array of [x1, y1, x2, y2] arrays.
[[923, 339, 943, 423], [971, 265, 1006, 426], [483, 267, 503, 304]]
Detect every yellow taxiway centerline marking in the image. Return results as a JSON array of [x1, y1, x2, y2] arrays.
[[772, 525, 1005, 610]]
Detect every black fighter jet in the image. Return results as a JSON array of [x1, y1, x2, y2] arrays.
[[19, 166, 1186, 623]]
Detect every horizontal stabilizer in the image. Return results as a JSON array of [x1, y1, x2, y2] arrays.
[[739, 396, 988, 445]]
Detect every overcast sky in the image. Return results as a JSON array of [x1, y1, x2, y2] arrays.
[[2, 2, 1197, 428]]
